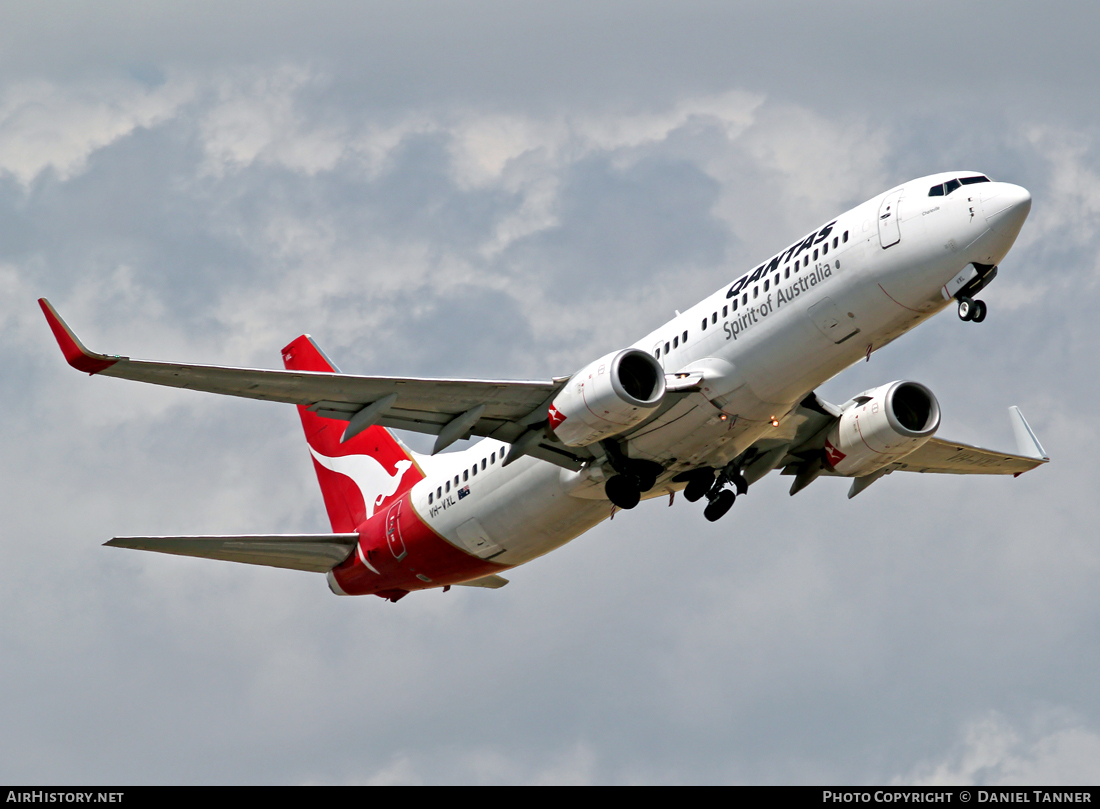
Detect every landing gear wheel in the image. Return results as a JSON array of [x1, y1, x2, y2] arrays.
[[958, 296, 974, 321], [971, 299, 987, 323], [684, 472, 714, 503], [703, 490, 736, 522], [730, 470, 749, 496], [605, 475, 641, 510]]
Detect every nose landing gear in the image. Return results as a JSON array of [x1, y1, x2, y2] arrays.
[[957, 296, 987, 323]]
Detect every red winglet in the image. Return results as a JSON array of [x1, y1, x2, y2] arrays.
[[38, 298, 120, 375]]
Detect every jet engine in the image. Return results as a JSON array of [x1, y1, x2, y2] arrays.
[[824, 381, 940, 476], [549, 348, 666, 447]]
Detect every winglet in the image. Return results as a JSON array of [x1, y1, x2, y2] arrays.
[[1009, 406, 1048, 461], [38, 298, 120, 374]]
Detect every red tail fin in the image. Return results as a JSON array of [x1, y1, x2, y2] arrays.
[[281, 335, 423, 533]]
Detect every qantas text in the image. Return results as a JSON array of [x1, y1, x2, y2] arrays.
[[726, 220, 837, 299]]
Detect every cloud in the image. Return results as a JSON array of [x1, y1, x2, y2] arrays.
[[0, 76, 192, 186], [6, 23, 1100, 784], [897, 713, 1100, 786]]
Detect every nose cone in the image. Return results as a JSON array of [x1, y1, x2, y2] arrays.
[[983, 183, 1031, 239]]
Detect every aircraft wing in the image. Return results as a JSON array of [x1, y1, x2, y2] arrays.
[[874, 405, 1048, 476], [106, 534, 360, 572], [774, 396, 1048, 498], [40, 298, 589, 469], [888, 438, 1046, 476]]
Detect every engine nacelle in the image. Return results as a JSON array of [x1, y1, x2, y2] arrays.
[[549, 348, 666, 447], [824, 380, 940, 476]]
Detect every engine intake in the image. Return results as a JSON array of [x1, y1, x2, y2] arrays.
[[549, 348, 666, 447], [824, 381, 940, 477]]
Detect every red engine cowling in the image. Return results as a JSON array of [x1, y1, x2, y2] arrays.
[[549, 348, 666, 447], [824, 380, 940, 476]]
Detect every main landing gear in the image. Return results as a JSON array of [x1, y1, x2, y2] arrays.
[[957, 295, 987, 323], [602, 440, 662, 511], [678, 463, 749, 522]]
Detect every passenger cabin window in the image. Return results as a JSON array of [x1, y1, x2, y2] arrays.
[[822, 242, 828, 255], [785, 268, 790, 278], [701, 318, 707, 330], [481, 459, 487, 470], [429, 493, 433, 504], [843, 231, 849, 242], [682, 330, 688, 342], [454, 475, 460, 486], [742, 293, 748, 305], [655, 347, 661, 358], [437, 486, 442, 498], [813, 249, 818, 260], [673, 336, 679, 348], [664, 341, 670, 353], [722, 305, 728, 317], [491, 452, 496, 463], [753, 286, 758, 299], [833, 237, 838, 248], [711, 312, 717, 324], [732, 299, 738, 311], [764, 279, 769, 291], [446, 481, 451, 492]]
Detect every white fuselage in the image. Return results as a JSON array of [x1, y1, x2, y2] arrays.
[[407, 173, 1032, 568]]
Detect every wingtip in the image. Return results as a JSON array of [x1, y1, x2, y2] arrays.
[[38, 298, 119, 375], [1008, 406, 1049, 462]]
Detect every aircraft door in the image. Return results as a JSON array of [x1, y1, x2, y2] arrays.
[[878, 190, 903, 249], [385, 499, 408, 560]]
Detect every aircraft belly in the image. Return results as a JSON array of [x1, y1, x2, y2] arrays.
[[425, 457, 608, 567]]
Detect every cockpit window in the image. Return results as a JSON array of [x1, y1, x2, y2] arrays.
[[929, 176, 988, 197]]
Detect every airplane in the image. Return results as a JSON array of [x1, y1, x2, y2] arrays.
[[40, 170, 1048, 603]]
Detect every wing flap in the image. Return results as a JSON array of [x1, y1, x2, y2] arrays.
[[105, 534, 361, 573]]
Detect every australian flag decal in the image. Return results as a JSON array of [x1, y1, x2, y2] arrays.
[[457, 485, 471, 500]]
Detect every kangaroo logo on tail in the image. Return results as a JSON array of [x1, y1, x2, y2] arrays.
[[308, 448, 412, 519]]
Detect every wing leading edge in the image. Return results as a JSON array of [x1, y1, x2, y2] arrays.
[[39, 298, 590, 469]]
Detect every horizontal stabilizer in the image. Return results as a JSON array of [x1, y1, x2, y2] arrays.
[[454, 574, 510, 589], [105, 534, 360, 573]]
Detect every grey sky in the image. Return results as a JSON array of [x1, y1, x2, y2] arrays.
[[2, 1, 1099, 784]]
